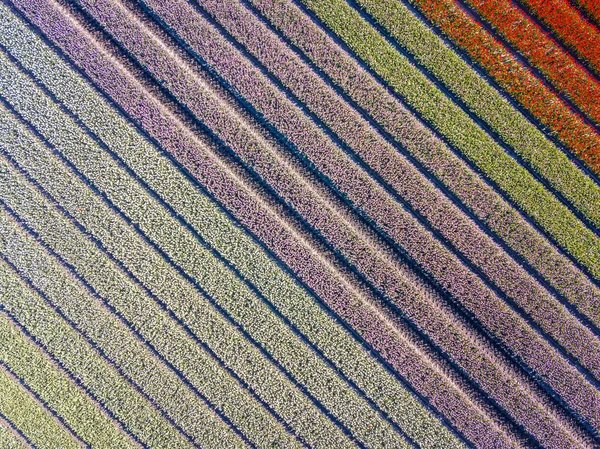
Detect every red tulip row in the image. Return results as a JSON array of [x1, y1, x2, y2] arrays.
[[406, 0, 600, 175], [517, 0, 600, 77], [462, 0, 600, 127], [570, 0, 600, 27]]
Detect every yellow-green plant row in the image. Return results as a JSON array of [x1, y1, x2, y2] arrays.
[[297, 0, 600, 278], [0, 358, 82, 449], [0, 164, 217, 449], [0, 193, 249, 449], [0, 304, 137, 449], [0, 140, 316, 448], [0, 419, 30, 449]]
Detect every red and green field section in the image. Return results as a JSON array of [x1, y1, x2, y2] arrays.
[[0, 0, 599, 448]]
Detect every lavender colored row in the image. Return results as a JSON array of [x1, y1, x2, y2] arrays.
[[246, 0, 600, 317], [0, 13, 463, 448], [70, 0, 600, 441], [185, 0, 600, 382], [8, 1, 525, 447]]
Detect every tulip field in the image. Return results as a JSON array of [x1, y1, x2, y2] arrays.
[[0, 0, 599, 447]]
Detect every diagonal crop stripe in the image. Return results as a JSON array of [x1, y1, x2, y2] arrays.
[[0, 0, 599, 448]]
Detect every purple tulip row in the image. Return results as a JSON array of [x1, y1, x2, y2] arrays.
[[10, 1, 524, 447], [190, 0, 600, 392], [244, 0, 600, 324], [13, 0, 594, 446], [68, 0, 600, 441]]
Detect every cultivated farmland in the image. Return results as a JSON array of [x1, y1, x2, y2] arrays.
[[0, 0, 599, 448]]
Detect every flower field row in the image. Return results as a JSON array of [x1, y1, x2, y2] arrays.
[[350, 0, 600, 199], [242, 0, 600, 329], [461, 0, 600, 128], [403, 0, 600, 175], [38, 2, 600, 447], [0, 155, 280, 448], [137, 0, 600, 440], [515, 0, 600, 78], [0, 109, 350, 449], [177, 0, 600, 386], [291, 0, 600, 276], [0, 3, 518, 448], [349, 0, 600, 229], [1, 0, 599, 447], [68, 0, 600, 418], [0, 138, 255, 449], [168, 0, 600, 366], [571, 0, 600, 27]]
